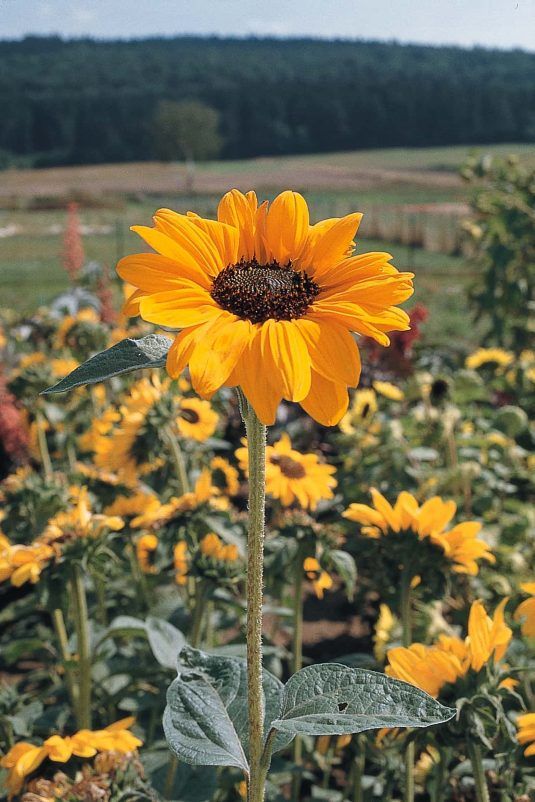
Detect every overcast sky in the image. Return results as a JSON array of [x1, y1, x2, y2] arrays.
[[1, 0, 534, 49]]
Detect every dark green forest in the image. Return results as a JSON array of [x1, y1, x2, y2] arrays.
[[1, 35, 534, 167]]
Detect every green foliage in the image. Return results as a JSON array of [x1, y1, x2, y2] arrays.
[[42, 335, 172, 394], [1, 37, 534, 165], [153, 100, 222, 163], [463, 155, 535, 349]]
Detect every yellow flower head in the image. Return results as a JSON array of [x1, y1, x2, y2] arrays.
[[339, 388, 378, 434], [118, 190, 414, 426], [514, 582, 535, 638], [516, 712, 535, 758], [136, 533, 159, 574], [372, 380, 404, 401], [210, 456, 240, 496], [0, 540, 54, 588], [174, 541, 189, 585], [303, 557, 333, 599], [465, 347, 514, 371], [176, 396, 218, 441], [343, 489, 495, 576], [373, 603, 397, 662], [41, 487, 124, 549], [386, 598, 512, 697], [0, 718, 141, 798], [200, 532, 239, 563], [236, 433, 336, 510]]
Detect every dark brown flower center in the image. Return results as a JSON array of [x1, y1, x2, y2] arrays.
[[210, 258, 319, 324], [271, 454, 307, 479], [180, 408, 200, 424]]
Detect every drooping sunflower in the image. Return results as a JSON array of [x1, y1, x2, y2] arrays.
[[118, 190, 414, 425], [236, 432, 336, 510], [343, 489, 495, 576]]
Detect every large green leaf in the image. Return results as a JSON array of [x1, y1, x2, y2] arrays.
[[271, 663, 456, 736], [41, 334, 172, 394], [178, 647, 292, 755], [145, 616, 186, 670], [164, 647, 291, 771]]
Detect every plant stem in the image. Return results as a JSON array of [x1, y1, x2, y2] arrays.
[[291, 544, 305, 802], [190, 581, 206, 648], [351, 735, 366, 802], [467, 742, 490, 802], [36, 411, 53, 479], [244, 402, 267, 802], [51, 607, 79, 719], [401, 570, 414, 802], [164, 425, 190, 495], [71, 566, 92, 729]]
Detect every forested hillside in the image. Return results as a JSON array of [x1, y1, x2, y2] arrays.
[[1, 35, 534, 167]]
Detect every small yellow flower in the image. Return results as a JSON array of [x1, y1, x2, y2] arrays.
[[174, 541, 189, 585], [372, 380, 404, 401], [339, 388, 377, 434], [516, 712, 535, 757], [200, 532, 239, 562], [210, 456, 240, 496], [236, 433, 336, 511], [373, 603, 396, 662], [514, 582, 535, 638], [136, 534, 159, 574], [176, 397, 218, 441], [465, 347, 514, 371], [304, 557, 333, 599]]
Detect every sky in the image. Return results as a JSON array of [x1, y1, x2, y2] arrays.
[[1, 0, 534, 50]]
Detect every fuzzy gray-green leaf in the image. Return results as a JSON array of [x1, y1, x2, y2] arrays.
[[271, 663, 456, 736], [41, 334, 172, 393]]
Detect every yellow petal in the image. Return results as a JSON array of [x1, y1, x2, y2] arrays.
[[117, 252, 212, 291], [262, 319, 311, 402], [296, 316, 361, 386], [189, 316, 252, 397], [299, 369, 349, 426], [139, 289, 219, 328], [264, 191, 310, 264]]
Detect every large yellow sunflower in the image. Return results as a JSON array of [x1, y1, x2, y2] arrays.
[[118, 190, 414, 425]]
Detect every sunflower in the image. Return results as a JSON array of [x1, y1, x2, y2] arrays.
[[176, 397, 218, 441], [339, 387, 378, 434], [516, 713, 535, 757], [236, 432, 336, 510], [210, 456, 240, 496], [303, 556, 333, 599], [136, 533, 159, 574], [386, 598, 512, 697], [372, 380, 404, 401], [465, 347, 514, 371], [117, 189, 414, 425], [514, 582, 535, 638], [343, 489, 494, 576]]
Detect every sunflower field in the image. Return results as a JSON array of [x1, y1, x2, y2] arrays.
[[0, 169, 534, 802]]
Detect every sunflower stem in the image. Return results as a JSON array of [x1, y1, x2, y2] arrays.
[[164, 424, 190, 495], [400, 570, 414, 802], [244, 402, 267, 802], [71, 566, 92, 729], [51, 607, 79, 720], [291, 543, 305, 802], [467, 742, 490, 802], [36, 410, 53, 479], [351, 735, 366, 802]]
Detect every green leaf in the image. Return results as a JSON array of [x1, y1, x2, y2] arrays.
[[328, 550, 357, 600], [41, 335, 172, 394], [271, 663, 456, 736], [178, 647, 292, 756], [164, 647, 291, 771], [145, 616, 186, 670]]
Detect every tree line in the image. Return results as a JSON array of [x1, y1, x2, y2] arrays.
[[1, 35, 534, 167]]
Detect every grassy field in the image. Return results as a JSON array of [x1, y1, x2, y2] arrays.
[[1, 142, 533, 346]]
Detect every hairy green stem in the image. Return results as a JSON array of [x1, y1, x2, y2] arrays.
[[51, 607, 79, 719], [291, 544, 305, 802], [467, 742, 490, 802], [244, 402, 267, 802], [351, 734, 366, 802], [71, 566, 92, 729], [36, 411, 53, 479], [401, 570, 414, 802], [165, 425, 190, 495]]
